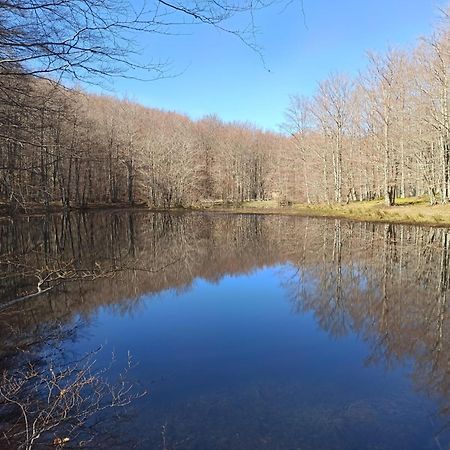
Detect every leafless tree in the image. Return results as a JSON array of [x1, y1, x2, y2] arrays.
[[1, 345, 146, 449]]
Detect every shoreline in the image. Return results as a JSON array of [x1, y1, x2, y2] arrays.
[[1, 198, 450, 228], [205, 205, 450, 228]]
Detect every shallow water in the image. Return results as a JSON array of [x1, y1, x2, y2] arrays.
[[1, 212, 450, 449]]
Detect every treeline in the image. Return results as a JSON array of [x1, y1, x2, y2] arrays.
[[1, 6, 449, 210], [0, 75, 293, 209], [285, 7, 450, 206], [0, 0, 303, 210]]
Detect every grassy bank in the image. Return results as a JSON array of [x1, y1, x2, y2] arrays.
[[2, 197, 450, 227], [207, 197, 450, 228]]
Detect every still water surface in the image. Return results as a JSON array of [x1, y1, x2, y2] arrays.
[[1, 212, 450, 449]]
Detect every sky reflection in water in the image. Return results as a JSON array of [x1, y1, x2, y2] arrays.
[[2, 212, 450, 449], [74, 265, 443, 450]]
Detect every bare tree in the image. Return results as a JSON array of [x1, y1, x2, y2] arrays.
[[1, 346, 146, 449], [0, 0, 282, 83]]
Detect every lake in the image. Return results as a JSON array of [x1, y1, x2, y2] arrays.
[[1, 211, 450, 449]]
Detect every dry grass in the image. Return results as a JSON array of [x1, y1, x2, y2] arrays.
[[225, 197, 450, 227]]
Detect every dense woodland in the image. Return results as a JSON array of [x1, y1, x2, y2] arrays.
[[0, 4, 449, 209], [285, 7, 450, 206], [0, 81, 289, 208]]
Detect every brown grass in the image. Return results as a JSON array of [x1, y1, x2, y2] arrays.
[[209, 197, 450, 228], [2, 197, 450, 227]]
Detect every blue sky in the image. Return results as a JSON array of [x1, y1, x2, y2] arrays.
[[95, 0, 447, 130]]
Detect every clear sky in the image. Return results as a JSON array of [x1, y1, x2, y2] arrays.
[[96, 0, 448, 131]]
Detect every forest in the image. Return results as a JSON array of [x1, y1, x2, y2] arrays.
[[0, 3, 449, 211]]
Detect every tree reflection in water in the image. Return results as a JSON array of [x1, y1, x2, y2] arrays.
[[1, 211, 450, 448]]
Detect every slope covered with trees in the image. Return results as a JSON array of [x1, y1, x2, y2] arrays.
[[0, 81, 293, 209], [0, 0, 297, 210], [285, 8, 450, 206], [0, 3, 449, 211]]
